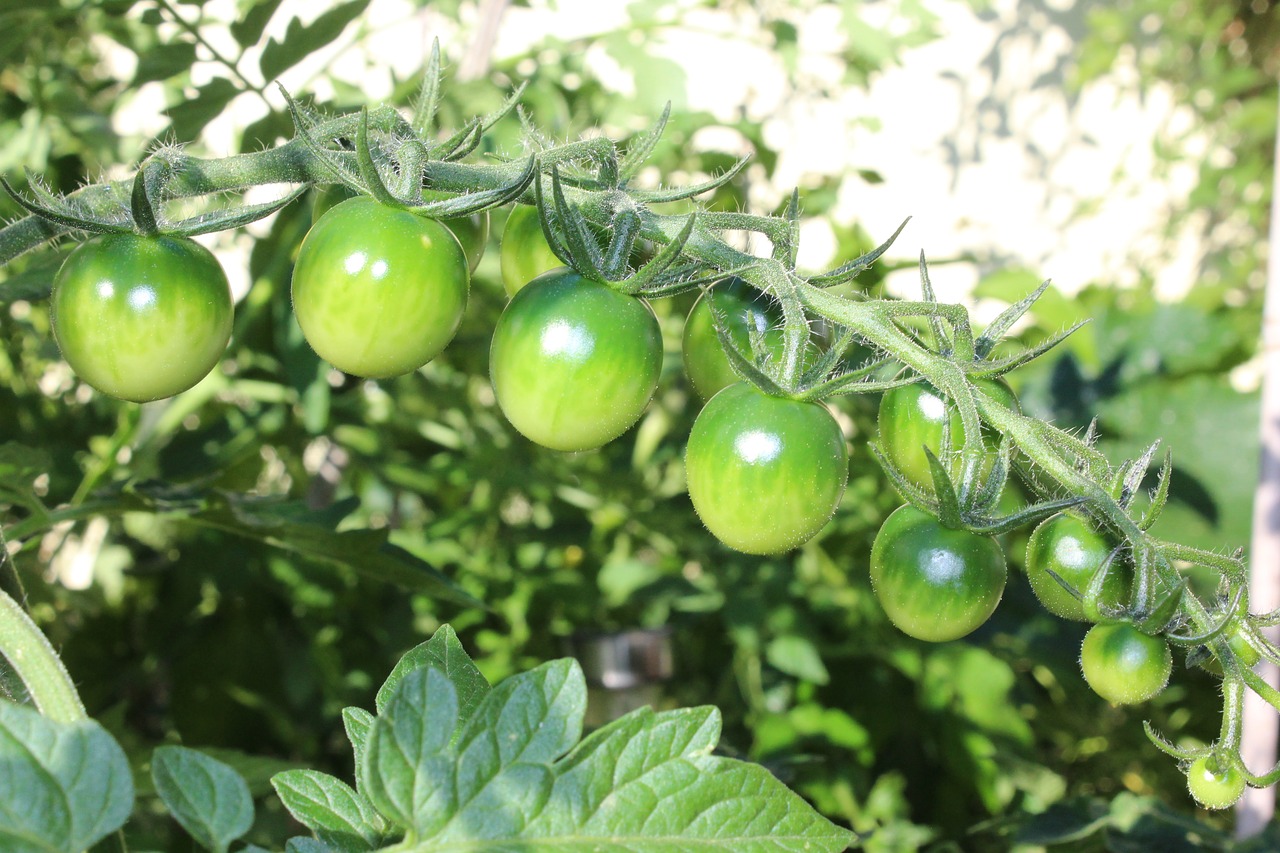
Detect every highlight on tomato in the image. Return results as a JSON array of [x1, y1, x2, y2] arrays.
[[869, 504, 1007, 642], [1079, 621, 1172, 705], [499, 204, 564, 296], [684, 383, 848, 555], [877, 377, 1019, 493], [51, 232, 233, 402], [292, 196, 469, 379], [488, 268, 662, 452]]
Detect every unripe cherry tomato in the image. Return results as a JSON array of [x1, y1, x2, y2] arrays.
[[1080, 622, 1171, 705], [681, 277, 786, 401], [499, 205, 564, 296], [1025, 513, 1131, 621], [685, 383, 848, 554], [489, 269, 662, 451], [870, 505, 1007, 642], [51, 232, 233, 402], [877, 378, 1019, 493], [292, 196, 469, 379], [1186, 755, 1246, 810]]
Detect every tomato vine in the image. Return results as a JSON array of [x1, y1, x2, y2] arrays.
[[0, 39, 1272, 811]]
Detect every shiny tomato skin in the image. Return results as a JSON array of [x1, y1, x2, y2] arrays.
[[1187, 755, 1246, 810], [51, 232, 233, 402], [499, 205, 564, 296], [489, 269, 662, 451], [312, 185, 488, 274], [1025, 513, 1131, 621], [292, 196, 469, 379], [685, 383, 848, 555], [1080, 622, 1172, 705], [681, 277, 786, 401], [877, 378, 1019, 492], [870, 505, 1007, 642]]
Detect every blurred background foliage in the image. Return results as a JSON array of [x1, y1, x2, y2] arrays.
[[0, 0, 1276, 850]]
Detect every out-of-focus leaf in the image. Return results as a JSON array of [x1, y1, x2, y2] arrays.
[[258, 1, 369, 83]]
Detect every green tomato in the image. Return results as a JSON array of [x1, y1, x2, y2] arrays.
[[51, 232, 232, 402], [877, 378, 1019, 493], [499, 205, 564, 296], [313, 184, 489, 273], [1187, 755, 1246, 810], [1080, 622, 1171, 705], [489, 269, 662, 451], [685, 383, 848, 554], [1025, 513, 1131, 621], [292, 196, 469, 379], [870, 505, 1007, 642], [681, 277, 786, 401]]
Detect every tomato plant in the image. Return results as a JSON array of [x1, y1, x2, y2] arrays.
[[869, 504, 1006, 641], [50, 232, 233, 402], [488, 269, 662, 451], [681, 277, 786, 400], [684, 383, 848, 554], [1186, 755, 1246, 810], [1080, 622, 1172, 705], [499, 204, 564, 296], [877, 378, 1019, 492], [1025, 513, 1131, 621], [292, 196, 469, 379]]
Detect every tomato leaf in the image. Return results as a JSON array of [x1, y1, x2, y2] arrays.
[[349, 627, 855, 850], [0, 700, 133, 853], [258, 1, 369, 83], [375, 624, 490, 720], [167, 77, 240, 141], [231, 0, 285, 49], [151, 745, 254, 853], [271, 770, 386, 852]]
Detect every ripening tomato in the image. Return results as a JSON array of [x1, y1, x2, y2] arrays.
[[51, 232, 233, 402], [292, 196, 469, 379], [685, 383, 848, 554], [1025, 513, 1131, 621], [877, 378, 1019, 492], [870, 505, 1007, 642], [489, 269, 662, 451], [499, 205, 564, 296], [1080, 622, 1171, 705]]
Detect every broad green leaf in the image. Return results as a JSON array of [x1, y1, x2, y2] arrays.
[[362, 650, 852, 851], [523, 703, 853, 851], [376, 624, 490, 721], [429, 659, 582, 840], [0, 700, 133, 853], [259, 1, 369, 82], [151, 745, 254, 853], [361, 667, 459, 835], [271, 770, 385, 852]]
